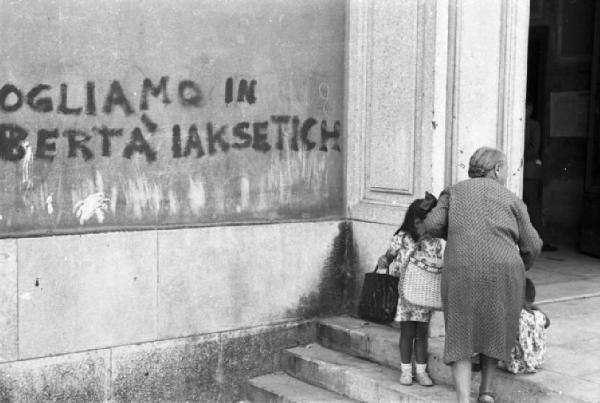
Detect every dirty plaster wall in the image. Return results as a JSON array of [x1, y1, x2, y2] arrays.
[[0, 0, 347, 400], [0, 0, 344, 233], [0, 221, 343, 400]]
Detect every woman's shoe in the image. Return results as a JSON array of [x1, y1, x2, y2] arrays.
[[478, 392, 495, 403], [415, 371, 434, 386], [399, 371, 413, 385]]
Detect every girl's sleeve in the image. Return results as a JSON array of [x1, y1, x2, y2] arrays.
[[514, 198, 543, 270], [389, 233, 415, 276], [424, 191, 449, 239], [385, 234, 404, 260]]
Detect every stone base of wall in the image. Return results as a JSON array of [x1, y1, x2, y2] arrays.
[[0, 320, 315, 402]]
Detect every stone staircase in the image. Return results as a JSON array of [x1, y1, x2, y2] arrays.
[[245, 316, 458, 402], [246, 316, 592, 402]]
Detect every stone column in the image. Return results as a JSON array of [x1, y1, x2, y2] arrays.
[[345, 0, 530, 224]]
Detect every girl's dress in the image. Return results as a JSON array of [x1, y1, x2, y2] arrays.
[[499, 308, 548, 374], [385, 231, 446, 322]]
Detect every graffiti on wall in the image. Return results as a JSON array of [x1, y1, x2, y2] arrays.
[[0, 76, 343, 232], [0, 77, 341, 163]]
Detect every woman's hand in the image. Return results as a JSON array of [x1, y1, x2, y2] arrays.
[[377, 255, 390, 271]]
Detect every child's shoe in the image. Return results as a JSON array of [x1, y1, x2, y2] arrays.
[[399, 363, 413, 385], [415, 371, 433, 386], [415, 363, 433, 386], [399, 371, 413, 385]]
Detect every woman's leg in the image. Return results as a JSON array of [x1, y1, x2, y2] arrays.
[[479, 354, 498, 396], [399, 321, 416, 363], [451, 359, 472, 403], [414, 321, 429, 364]]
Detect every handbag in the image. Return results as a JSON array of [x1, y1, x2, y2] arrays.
[[401, 255, 443, 310], [357, 264, 399, 323]]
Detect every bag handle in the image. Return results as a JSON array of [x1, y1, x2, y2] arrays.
[[372, 263, 391, 275], [376, 232, 419, 275]]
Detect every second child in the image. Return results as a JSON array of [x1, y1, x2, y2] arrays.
[[378, 197, 446, 386], [499, 277, 550, 374]]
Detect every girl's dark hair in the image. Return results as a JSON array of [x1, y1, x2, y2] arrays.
[[525, 277, 536, 304], [394, 199, 428, 241]]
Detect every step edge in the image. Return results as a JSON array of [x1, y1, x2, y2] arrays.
[[316, 319, 593, 403], [247, 371, 359, 403], [282, 344, 460, 402]]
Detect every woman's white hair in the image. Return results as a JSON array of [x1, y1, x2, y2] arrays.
[[468, 147, 506, 178]]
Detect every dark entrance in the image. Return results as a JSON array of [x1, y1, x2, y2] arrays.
[[526, 0, 600, 257], [581, 2, 600, 257]]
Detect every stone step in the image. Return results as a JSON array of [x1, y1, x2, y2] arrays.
[[282, 343, 459, 402], [316, 316, 593, 403], [246, 372, 358, 403]]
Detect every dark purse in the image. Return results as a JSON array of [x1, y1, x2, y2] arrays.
[[357, 264, 399, 324]]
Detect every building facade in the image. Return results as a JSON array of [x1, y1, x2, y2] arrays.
[[0, 0, 529, 400]]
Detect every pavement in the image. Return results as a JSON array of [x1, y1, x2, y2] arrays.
[[500, 247, 600, 401], [247, 248, 600, 402], [530, 247, 600, 304]]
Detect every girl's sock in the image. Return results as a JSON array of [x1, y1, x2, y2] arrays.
[[415, 363, 427, 374], [401, 363, 413, 374]]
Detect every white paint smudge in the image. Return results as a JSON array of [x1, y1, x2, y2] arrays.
[[319, 82, 330, 115], [110, 185, 118, 215], [46, 195, 54, 215], [257, 176, 268, 212], [278, 168, 287, 204], [125, 176, 162, 219], [240, 176, 250, 211], [168, 189, 179, 216], [213, 185, 225, 215], [188, 176, 205, 215], [73, 192, 110, 225], [95, 170, 104, 193], [21, 141, 33, 189]]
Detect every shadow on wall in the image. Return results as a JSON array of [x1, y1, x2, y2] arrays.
[[289, 221, 359, 318]]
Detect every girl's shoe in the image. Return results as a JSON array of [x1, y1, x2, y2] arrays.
[[415, 371, 433, 386], [399, 371, 413, 385], [478, 392, 495, 403]]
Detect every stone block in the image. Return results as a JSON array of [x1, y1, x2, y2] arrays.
[[0, 239, 17, 363], [246, 372, 355, 402], [220, 320, 316, 402], [157, 222, 338, 339], [317, 317, 400, 369], [18, 231, 157, 358], [0, 350, 109, 402], [282, 344, 457, 402], [111, 333, 220, 402], [317, 320, 371, 360]]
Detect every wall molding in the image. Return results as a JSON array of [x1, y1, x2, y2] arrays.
[[446, 0, 529, 195], [345, 0, 442, 224]]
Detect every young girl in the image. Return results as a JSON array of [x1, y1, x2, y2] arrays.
[[377, 196, 445, 386], [499, 277, 550, 374]]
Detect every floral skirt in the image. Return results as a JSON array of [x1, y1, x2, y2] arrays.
[[394, 295, 431, 322], [499, 309, 547, 374]]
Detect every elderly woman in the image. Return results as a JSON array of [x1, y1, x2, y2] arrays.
[[425, 147, 542, 403]]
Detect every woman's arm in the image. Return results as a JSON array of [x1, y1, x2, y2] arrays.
[[424, 191, 449, 239], [514, 199, 543, 270], [531, 305, 551, 328]]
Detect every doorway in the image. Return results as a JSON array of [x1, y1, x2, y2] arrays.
[[526, 0, 600, 257]]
